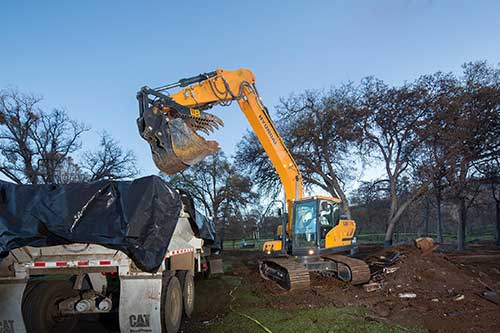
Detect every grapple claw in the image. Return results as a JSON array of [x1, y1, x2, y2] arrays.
[[137, 89, 222, 174]]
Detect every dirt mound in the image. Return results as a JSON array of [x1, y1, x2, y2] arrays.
[[337, 245, 500, 332]]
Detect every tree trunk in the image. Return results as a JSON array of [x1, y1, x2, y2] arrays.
[[496, 200, 500, 247], [491, 182, 500, 247], [457, 199, 467, 251], [340, 200, 352, 220], [422, 198, 430, 237], [384, 219, 396, 248], [436, 197, 444, 243], [329, 177, 352, 219]]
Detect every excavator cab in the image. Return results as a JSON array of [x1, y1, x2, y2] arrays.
[[291, 197, 356, 256], [262, 196, 357, 257]]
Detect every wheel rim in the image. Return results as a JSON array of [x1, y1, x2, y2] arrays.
[[169, 283, 182, 325]]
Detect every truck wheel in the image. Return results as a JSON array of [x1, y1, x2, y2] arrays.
[[161, 275, 183, 333], [176, 271, 195, 318], [22, 280, 78, 333]]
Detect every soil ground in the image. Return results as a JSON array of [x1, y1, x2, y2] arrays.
[[182, 241, 500, 333]]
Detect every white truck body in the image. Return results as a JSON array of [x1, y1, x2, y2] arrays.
[[0, 211, 204, 333]]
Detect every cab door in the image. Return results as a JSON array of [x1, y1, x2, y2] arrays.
[[318, 201, 340, 248]]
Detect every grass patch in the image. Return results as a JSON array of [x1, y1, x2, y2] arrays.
[[220, 275, 265, 306], [205, 275, 424, 333], [205, 306, 425, 333]]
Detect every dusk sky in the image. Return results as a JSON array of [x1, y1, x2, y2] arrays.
[[2, 0, 499, 184]]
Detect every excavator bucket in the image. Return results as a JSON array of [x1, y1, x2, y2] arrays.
[[137, 88, 220, 174], [138, 117, 219, 175]]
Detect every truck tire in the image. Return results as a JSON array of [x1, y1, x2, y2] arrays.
[[176, 270, 195, 318], [22, 280, 79, 333], [161, 275, 183, 333]]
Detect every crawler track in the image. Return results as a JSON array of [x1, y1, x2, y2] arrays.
[[259, 257, 310, 291], [322, 254, 371, 285]]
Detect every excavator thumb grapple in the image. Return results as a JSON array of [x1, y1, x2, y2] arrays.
[[137, 86, 222, 174]]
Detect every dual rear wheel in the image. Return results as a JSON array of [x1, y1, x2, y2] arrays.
[[161, 270, 195, 333]]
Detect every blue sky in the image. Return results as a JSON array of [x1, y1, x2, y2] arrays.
[[1, 0, 499, 181]]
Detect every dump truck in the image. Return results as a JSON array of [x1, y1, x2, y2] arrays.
[[0, 176, 221, 333]]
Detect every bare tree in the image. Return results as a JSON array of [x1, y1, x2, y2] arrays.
[[0, 89, 89, 184], [415, 62, 500, 250], [53, 156, 88, 184], [477, 158, 500, 246], [277, 87, 359, 217], [169, 151, 258, 239], [82, 132, 139, 181], [237, 86, 358, 217], [444, 62, 500, 250], [415, 71, 460, 244], [357, 78, 433, 247]]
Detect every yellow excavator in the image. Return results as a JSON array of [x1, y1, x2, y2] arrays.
[[136, 68, 370, 290]]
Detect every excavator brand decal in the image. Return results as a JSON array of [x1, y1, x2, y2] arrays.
[[129, 314, 151, 331], [258, 114, 277, 145]]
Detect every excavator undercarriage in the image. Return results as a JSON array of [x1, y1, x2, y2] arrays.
[[260, 255, 370, 291]]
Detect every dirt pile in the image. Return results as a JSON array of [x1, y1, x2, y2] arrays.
[[366, 244, 493, 298], [341, 244, 500, 332]]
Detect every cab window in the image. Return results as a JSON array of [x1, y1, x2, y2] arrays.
[[293, 200, 317, 248]]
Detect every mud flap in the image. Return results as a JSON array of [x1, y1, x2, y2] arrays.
[[119, 277, 162, 333], [208, 258, 224, 275], [0, 281, 27, 333]]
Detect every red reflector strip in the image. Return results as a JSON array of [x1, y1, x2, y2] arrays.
[[56, 262, 67, 267], [99, 260, 111, 265], [34, 262, 45, 267], [77, 261, 89, 266], [167, 247, 195, 257]]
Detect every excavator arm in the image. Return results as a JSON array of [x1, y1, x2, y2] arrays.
[[137, 69, 303, 233]]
